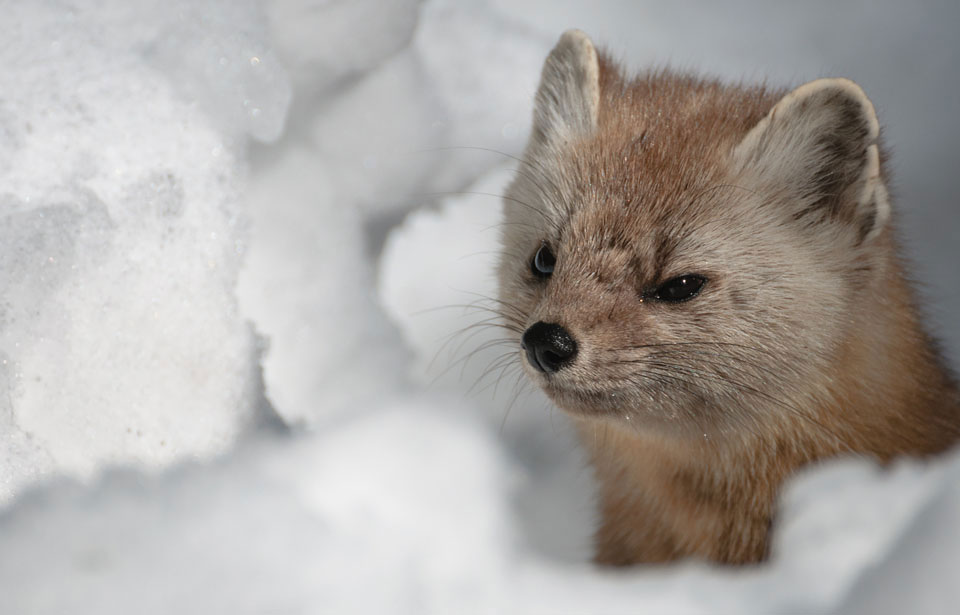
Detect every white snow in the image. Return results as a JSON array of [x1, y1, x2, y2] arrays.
[[0, 0, 958, 612]]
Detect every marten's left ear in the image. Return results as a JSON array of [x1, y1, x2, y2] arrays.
[[733, 78, 890, 244]]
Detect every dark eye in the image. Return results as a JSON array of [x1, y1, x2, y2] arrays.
[[652, 275, 707, 302], [531, 243, 556, 278]]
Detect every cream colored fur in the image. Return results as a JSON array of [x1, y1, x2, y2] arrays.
[[530, 29, 600, 150]]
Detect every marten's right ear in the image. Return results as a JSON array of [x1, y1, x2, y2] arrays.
[[530, 30, 600, 150]]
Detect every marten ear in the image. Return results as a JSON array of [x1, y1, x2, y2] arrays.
[[733, 78, 890, 244], [530, 29, 600, 150]]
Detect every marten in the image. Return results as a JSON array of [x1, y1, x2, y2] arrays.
[[496, 30, 960, 565]]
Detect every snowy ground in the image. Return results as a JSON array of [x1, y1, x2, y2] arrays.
[[0, 0, 958, 612]]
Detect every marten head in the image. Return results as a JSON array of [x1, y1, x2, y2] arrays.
[[497, 30, 892, 439]]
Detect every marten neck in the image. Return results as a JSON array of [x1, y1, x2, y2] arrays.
[[813, 240, 960, 459]]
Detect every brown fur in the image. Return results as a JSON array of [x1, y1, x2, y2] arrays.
[[496, 31, 960, 565]]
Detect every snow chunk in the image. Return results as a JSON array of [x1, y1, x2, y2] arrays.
[[0, 0, 287, 502], [144, 0, 292, 142], [379, 166, 515, 392], [263, 0, 422, 94], [413, 0, 552, 190], [308, 50, 448, 216], [238, 147, 411, 426], [237, 0, 553, 433], [832, 450, 960, 614]]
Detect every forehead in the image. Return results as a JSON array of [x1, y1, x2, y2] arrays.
[[555, 63, 783, 245]]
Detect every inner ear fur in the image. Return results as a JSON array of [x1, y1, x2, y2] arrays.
[[734, 78, 890, 243], [530, 29, 600, 150]]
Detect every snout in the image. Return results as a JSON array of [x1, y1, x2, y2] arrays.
[[521, 321, 578, 374]]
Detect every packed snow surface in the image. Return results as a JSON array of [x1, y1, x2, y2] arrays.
[[0, 0, 958, 612]]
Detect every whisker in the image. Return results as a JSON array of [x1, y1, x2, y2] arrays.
[[615, 348, 792, 383], [637, 359, 853, 451], [448, 291, 530, 325], [418, 190, 559, 233], [417, 145, 566, 212], [426, 317, 518, 372], [608, 340, 773, 353], [436, 336, 514, 384], [469, 350, 521, 395]]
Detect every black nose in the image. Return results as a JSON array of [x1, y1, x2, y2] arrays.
[[521, 322, 578, 374]]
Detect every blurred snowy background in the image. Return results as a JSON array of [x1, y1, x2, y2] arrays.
[[0, 0, 958, 612]]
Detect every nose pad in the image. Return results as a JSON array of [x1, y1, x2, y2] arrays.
[[521, 321, 578, 374]]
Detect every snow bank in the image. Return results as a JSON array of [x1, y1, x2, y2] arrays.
[[2, 399, 957, 613], [0, 402, 520, 614], [1, 0, 959, 612]]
